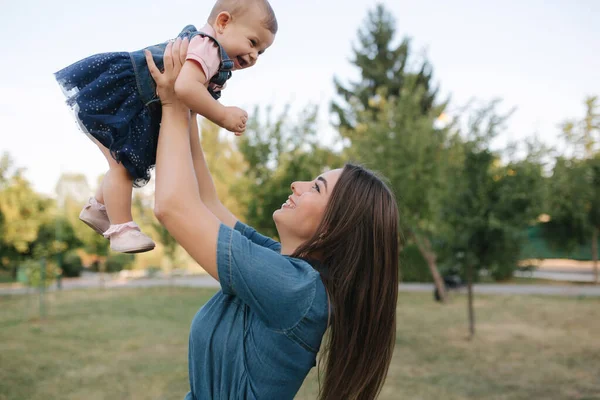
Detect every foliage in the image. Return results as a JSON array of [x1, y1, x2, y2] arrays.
[[438, 102, 545, 281], [61, 251, 84, 278], [104, 253, 135, 273], [22, 259, 59, 288]]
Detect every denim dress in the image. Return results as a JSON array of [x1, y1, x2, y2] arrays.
[[54, 25, 233, 187], [184, 221, 330, 399]]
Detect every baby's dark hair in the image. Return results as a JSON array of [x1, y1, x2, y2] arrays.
[[208, 0, 278, 34]]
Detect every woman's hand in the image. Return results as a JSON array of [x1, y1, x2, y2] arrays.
[[145, 37, 189, 108]]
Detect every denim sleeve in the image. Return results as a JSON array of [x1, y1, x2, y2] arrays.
[[217, 223, 317, 330], [234, 221, 281, 252]]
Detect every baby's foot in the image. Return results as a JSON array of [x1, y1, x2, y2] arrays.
[[103, 222, 155, 254], [79, 197, 110, 235]]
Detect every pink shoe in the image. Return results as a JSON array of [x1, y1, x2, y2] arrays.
[[103, 222, 155, 254], [79, 198, 110, 235]]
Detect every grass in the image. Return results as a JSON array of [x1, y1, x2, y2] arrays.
[[1, 288, 599, 400]]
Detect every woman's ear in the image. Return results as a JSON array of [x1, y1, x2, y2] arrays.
[[215, 11, 232, 34]]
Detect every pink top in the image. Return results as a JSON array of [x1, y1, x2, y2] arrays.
[[186, 24, 226, 94]]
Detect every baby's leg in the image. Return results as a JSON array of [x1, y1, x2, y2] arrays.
[[94, 173, 106, 205], [94, 141, 134, 224], [89, 137, 154, 253]]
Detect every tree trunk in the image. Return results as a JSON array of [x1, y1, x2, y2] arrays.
[[11, 263, 17, 280], [99, 262, 106, 288], [467, 262, 475, 339], [592, 227, 599, 285], [412, 233, 446, 302]]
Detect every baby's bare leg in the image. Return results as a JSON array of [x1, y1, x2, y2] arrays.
[[94, 173, 106, 205], [85, 137, 154, 253], [92, 138, 133, 224]]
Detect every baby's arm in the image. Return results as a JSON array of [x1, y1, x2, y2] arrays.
[[175, 62, 247, 134]]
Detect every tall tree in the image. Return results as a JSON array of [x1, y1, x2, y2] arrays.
[[545, 156, 600, 283], [545, 96, 600, 283], [331, 4, 448, 299], [562, 96, 600, 158], [439, 103, 545, 337]]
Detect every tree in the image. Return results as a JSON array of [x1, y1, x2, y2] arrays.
[[235, 105, 341, 239], [590, 155, 600, 282], [545, 156, 600, 283], [0, 154, 51, 278], [544, 97, 600, 283], [439, 103, 545, 337], [562, 96, 600, 159], [331, 4, 448, 299], [30, 216, 81, 264]]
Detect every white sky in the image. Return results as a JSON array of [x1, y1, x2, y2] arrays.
[[1, 0, 598, 195]]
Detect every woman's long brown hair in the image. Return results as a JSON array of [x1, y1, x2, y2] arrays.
[[292, 163, 399, 400]]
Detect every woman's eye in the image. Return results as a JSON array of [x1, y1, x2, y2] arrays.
[[313, 183, 321, 193]]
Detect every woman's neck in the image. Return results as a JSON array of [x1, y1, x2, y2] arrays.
[[278, 231, 307, 256]]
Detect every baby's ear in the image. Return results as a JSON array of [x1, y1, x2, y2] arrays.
[[215, 11, 233, 33]]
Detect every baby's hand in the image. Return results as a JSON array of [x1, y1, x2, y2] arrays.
[[221, 106, 248, 136]]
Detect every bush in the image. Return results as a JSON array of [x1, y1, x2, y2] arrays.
[[21, 259, 59, 288], [399, 245, 433, 283], [146, 266, 161, 278], [489, 262, 517, 282], [61, 252, 83, 277], [105, 253, 135, 273]]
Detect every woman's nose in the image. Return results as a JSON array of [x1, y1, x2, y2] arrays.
[[290, 181, 305, 194]]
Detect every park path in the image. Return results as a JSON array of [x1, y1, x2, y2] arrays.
[[1, 274, 600, 297]]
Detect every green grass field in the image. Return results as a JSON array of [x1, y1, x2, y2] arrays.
[[1, 287, 599, 400]]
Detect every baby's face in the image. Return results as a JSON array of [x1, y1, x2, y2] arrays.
[[215, 4, 275, 70]]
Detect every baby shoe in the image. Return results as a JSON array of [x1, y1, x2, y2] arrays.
[[103, 222, 155, 253], [79, 197, 110, 235]]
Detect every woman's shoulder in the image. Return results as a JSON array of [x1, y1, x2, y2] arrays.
[[284, 262, 329, 352], [283, 256, 325, 282], [284, 258, 329, 315]]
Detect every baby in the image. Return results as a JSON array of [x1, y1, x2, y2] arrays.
[[55, 0, 277, 253]]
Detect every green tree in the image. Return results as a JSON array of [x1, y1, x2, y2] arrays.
[[544, 156, 600, 283], [544, 97, 600, 283], [331, 4, 448, 299], [440, 103, 546, 337], [0, 154, 51, 278], [30, 216, 81, 264], [562, 96, 599, 158]]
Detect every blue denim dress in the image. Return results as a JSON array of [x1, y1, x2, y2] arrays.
[[184, 221, 330, 399], [54, 25, 233, 187]]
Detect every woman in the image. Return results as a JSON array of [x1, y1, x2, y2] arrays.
[[147, 38, 399, 400]]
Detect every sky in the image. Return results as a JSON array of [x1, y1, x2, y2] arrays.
[[1, 0, 599, 195]]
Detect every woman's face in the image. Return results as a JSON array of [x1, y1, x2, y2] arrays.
[[273, 168, 342, 242]]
